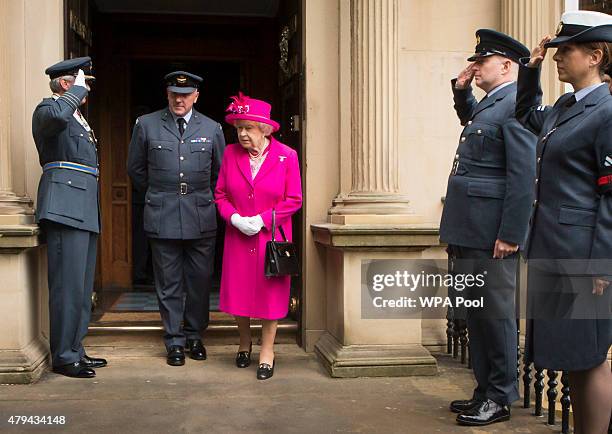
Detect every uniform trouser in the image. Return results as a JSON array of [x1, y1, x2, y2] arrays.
[[42, 220, 98, 367], [448, 245, 520, 406], [150, 237, 215, 349]]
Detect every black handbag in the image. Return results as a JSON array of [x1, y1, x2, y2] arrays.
[[265, 209, 300, 277]]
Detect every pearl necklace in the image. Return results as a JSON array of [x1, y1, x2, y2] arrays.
[[248, 138, 269, 162]]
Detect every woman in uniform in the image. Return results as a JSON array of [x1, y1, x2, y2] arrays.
[[516, 10, 612, 434]]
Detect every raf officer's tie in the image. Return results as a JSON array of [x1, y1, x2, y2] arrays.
[[177, 117, 186, 137]]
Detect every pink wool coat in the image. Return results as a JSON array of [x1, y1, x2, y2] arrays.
[[215, 137, 302, 319]]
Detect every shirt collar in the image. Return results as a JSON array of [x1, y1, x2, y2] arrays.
[[574, 82, 606, 102], [486, 81, 514, 98], [170, 108, 192, 124]]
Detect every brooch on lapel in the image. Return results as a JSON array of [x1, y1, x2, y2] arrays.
[[279, 156, 287, 162]]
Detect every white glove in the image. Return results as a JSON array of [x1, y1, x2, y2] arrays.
[[74, 69, 86, 87], [230, 213, 259, 236], [246, 215, 265, 232]]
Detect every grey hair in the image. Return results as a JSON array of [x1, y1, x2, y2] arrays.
[[258, 122, 274, 136], [49, 75, 74, 93], [232, 120, 274, 136]]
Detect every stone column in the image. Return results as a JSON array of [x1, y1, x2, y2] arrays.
[[501, 0, 566, 105], [0, 0, 34, 219], [311, 0, 438, 378], [329, 0, 412, 218], [0, 0, 64, 384]]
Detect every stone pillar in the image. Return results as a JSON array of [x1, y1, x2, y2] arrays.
[[329, 0, 412, 219], [0, 0, 64, 383], [311, 0, 438, 378], [0, 3, 34, 219], [501, 0, 566, 105]]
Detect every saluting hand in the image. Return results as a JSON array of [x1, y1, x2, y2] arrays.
[[455, 63, 476, 89], [74, 69, 86, 87], [592, 278, 610, 296], [493, 239, 519, 259], [527, 36, 552, 68]]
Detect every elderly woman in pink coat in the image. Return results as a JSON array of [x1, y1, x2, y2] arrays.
[[215, 93, 302, 380]]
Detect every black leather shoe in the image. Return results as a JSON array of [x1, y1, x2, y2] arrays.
[[52, 361, 96, 378], [235, 343, 252, 368], [80, 354, 107, 369], [167, 345, 185, 366], [456, 399, 510, 426], [449, 398, 482, 413], [186, 339, 207, 361], [256, 360, 275, 380]]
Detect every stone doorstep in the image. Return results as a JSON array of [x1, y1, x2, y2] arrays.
[[314, 332, 438, 378]]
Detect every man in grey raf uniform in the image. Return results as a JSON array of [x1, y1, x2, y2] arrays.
[[128, 71, 225, 366], [32, 57, 107, 378], [439, 30, 538, 426]]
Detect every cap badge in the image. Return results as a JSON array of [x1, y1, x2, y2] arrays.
[[556, 21, 563, 36], [177, 76, 187, 84], [476, 35, 480, 45]]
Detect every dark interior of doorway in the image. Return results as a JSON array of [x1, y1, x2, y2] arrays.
[[84, 2, 303, 339], [128, 60, 241, 295]]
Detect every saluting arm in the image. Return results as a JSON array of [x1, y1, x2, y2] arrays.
[[515, 36, 552, 135], [515, 65, 549, 135], [451, 79, 478, 126], [127, 120, 148, 191], [34, 85, 88, 137], [497, 118, 537, 246], [259, 150, 303, 230]]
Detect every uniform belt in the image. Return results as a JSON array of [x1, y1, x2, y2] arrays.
[[43, 161, 99, 177], [149, 182, 209, 195], [455, 161, 506, 177]]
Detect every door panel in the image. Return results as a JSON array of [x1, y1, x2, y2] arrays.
[[277, 0, 303, 345]]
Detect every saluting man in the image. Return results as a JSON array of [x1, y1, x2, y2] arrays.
[[127, 71, 225, 366], [32, 57, 107, 378], [439, 30, 538, 426]]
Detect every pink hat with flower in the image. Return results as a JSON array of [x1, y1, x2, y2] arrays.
[[225, 92, 280, 132]]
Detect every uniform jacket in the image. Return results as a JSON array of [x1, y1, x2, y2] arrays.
[[516, 66, 612, 274], [215, 138, 302, 320], [127, 108, 225, 240], [32, 85, 100, 233], [440, 80, 538, 250]]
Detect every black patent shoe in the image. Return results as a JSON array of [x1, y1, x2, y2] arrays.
[[52, 361, 96, 378], [449, 398, 482, 413], [456, 399, 510, 426], [186, 339, 207, 361], [256, 360, 275, 380], [235, 343, 252, 368], [167, 345, 185, 366], [80, 354, 107, 369]]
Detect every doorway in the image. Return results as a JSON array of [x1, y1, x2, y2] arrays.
[[70, 0, 304, 339]]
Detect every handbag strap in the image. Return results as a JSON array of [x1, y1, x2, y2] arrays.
[[270, 209, 288, 242]]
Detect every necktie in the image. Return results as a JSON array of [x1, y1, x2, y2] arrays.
[[177, 118, 186, 136], [565, 94, 577, 108]]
